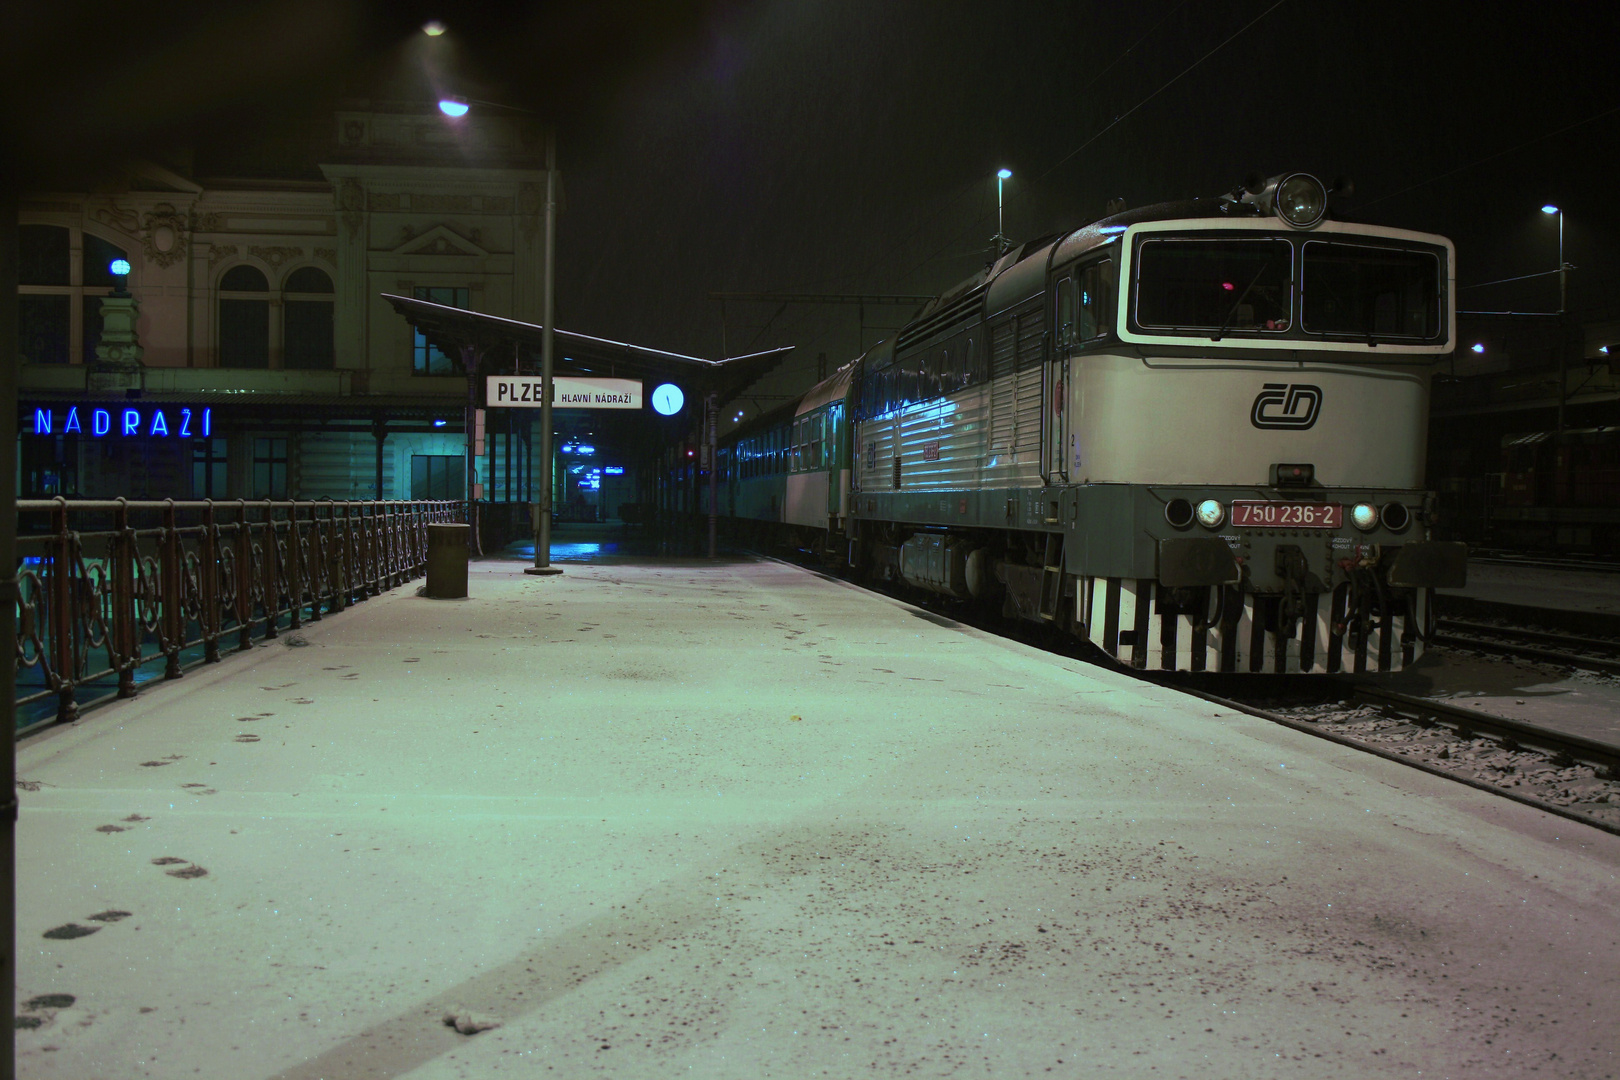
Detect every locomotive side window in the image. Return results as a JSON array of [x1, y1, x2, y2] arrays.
[[1302, 242, 1442, 341], [1054, 276, 1075, 346], [1077, 259, 1115, 341], [1134, 238, 1293, 334]]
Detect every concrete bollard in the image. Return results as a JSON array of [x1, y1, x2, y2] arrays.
[[425, 522, 471, 598]]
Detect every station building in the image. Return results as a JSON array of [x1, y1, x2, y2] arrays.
[[15, 103, 559, 518]]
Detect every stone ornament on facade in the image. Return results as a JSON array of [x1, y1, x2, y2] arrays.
[[93, 204, 141, 237], [314, 247, 337, 265], [338, 178, 364, 239], [248, 245, 304, 270], [193, 211, 226, 233], [207, 244, 239, 269], [142, 203, 190, 268]]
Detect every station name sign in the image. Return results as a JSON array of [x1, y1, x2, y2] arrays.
[[32, 405, 213, 439], [487, 376, 643, 410]]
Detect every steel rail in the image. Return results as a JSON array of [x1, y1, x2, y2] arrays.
[[1346, 684, 1620, 773], [1432, 618, 1620, 675]]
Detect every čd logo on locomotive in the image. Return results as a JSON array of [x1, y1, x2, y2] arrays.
[[1250, 383, 1323, 429]]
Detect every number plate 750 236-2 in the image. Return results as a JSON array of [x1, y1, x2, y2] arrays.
[[1230, 501, 1342, 528]]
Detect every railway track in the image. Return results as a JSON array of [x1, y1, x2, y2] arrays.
[[1432, 616, 1620, 674]]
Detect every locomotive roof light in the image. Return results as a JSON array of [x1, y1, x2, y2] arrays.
[[1351, 502, 1379, 531], [1194, 499, 1225, 529], [1225, 172, 1330, 228], [1274, 173, 1328, 229]]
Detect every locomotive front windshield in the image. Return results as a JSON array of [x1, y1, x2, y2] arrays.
[[1132, 233, 1446, 345], [1134, 239, 1294, 333], [1301, 242, 1441, 340]]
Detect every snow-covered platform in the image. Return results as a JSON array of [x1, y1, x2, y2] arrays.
[[1441, 559, 1620, 619], [16, 555, 1620, 1078]]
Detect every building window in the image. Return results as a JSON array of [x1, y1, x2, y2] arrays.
[[411, 454, 465, 500], [21, 434, 79, 497], [192, 437, 229, 498], [17, 224, 127, 365], [219, 265, 270, 368], [412, 286, 469, 375], [253, 437, 288, 498], [283, 266, 335, 370]]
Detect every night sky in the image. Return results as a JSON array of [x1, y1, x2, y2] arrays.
[[7, 0, 1616, 380]]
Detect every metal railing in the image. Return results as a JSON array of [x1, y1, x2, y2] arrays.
[[14, 498, 464, 731]]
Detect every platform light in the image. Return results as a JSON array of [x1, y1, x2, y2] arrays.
[[423, 20, 446, 35], [1541, 204, 1559, 215], [432, 419, 447, 427], [1602, 345, 1611, 355], [438, 98, 470, 118], [1471, 343, 1485, 354]]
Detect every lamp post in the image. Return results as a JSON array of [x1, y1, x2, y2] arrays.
[[1541, 204, 1565, 313], [993, 168, 1013, 254], [436, 92, 561, 573], [1541, 204, 1568, 441]]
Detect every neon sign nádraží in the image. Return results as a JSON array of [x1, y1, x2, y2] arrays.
[[32, 406, 213, 439]]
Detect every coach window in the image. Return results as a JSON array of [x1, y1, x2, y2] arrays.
[[219, 265, 271, 368], [1077, 259, 1115, 342], [283, 266, 335, 369]]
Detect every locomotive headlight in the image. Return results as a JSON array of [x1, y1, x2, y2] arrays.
[[1275, 173, 1327, 229], [1194, 499, 1225, 529], [1351, 502, 1379, 531], [1381, 501, 1410, 532]]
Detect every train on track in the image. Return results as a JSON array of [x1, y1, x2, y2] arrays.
[[696, 172, 1468, 674]]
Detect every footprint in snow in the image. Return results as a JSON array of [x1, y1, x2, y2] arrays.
[[235, 734, 260, 743], [42, 924, 99, 940], [151, 857, 208, 879]]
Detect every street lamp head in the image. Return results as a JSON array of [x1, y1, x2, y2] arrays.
[[438, 98, 469, 118], [422, 20, 446, 36], [1471, 343, 1485, 354], [109, 258, 131, 277], [997, 169, 1013, 180], [1541, 204, 1559, 215]]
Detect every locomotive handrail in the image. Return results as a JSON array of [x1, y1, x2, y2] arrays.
[[13, 497, 466, 731]]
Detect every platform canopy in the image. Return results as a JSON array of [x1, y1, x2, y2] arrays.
[[382, 294, 795, 405]]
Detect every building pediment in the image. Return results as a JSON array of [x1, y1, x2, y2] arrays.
[[392, 224, 489, 258]]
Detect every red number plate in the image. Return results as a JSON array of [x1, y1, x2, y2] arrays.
[[1230, 501, 1342, 528]]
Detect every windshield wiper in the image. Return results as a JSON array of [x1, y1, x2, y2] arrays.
[[1210, 258, 1277, 342]]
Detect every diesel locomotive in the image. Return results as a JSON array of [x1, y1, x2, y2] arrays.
[[707, 173, 1467, 673]]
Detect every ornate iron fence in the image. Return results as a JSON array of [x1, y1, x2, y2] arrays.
[[14, 498, 464, 730]]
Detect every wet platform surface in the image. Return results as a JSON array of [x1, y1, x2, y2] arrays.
[[15, 553, 1620, 1078]]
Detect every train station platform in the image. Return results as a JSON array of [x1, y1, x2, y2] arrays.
[[15, 552, 1620, 1079], [1440, 558, 1620, 622]]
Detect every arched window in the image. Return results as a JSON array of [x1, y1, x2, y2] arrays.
[[218, 264, 270, 368], [17, 224, 129, 364], [282, 266, 334, 370]]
